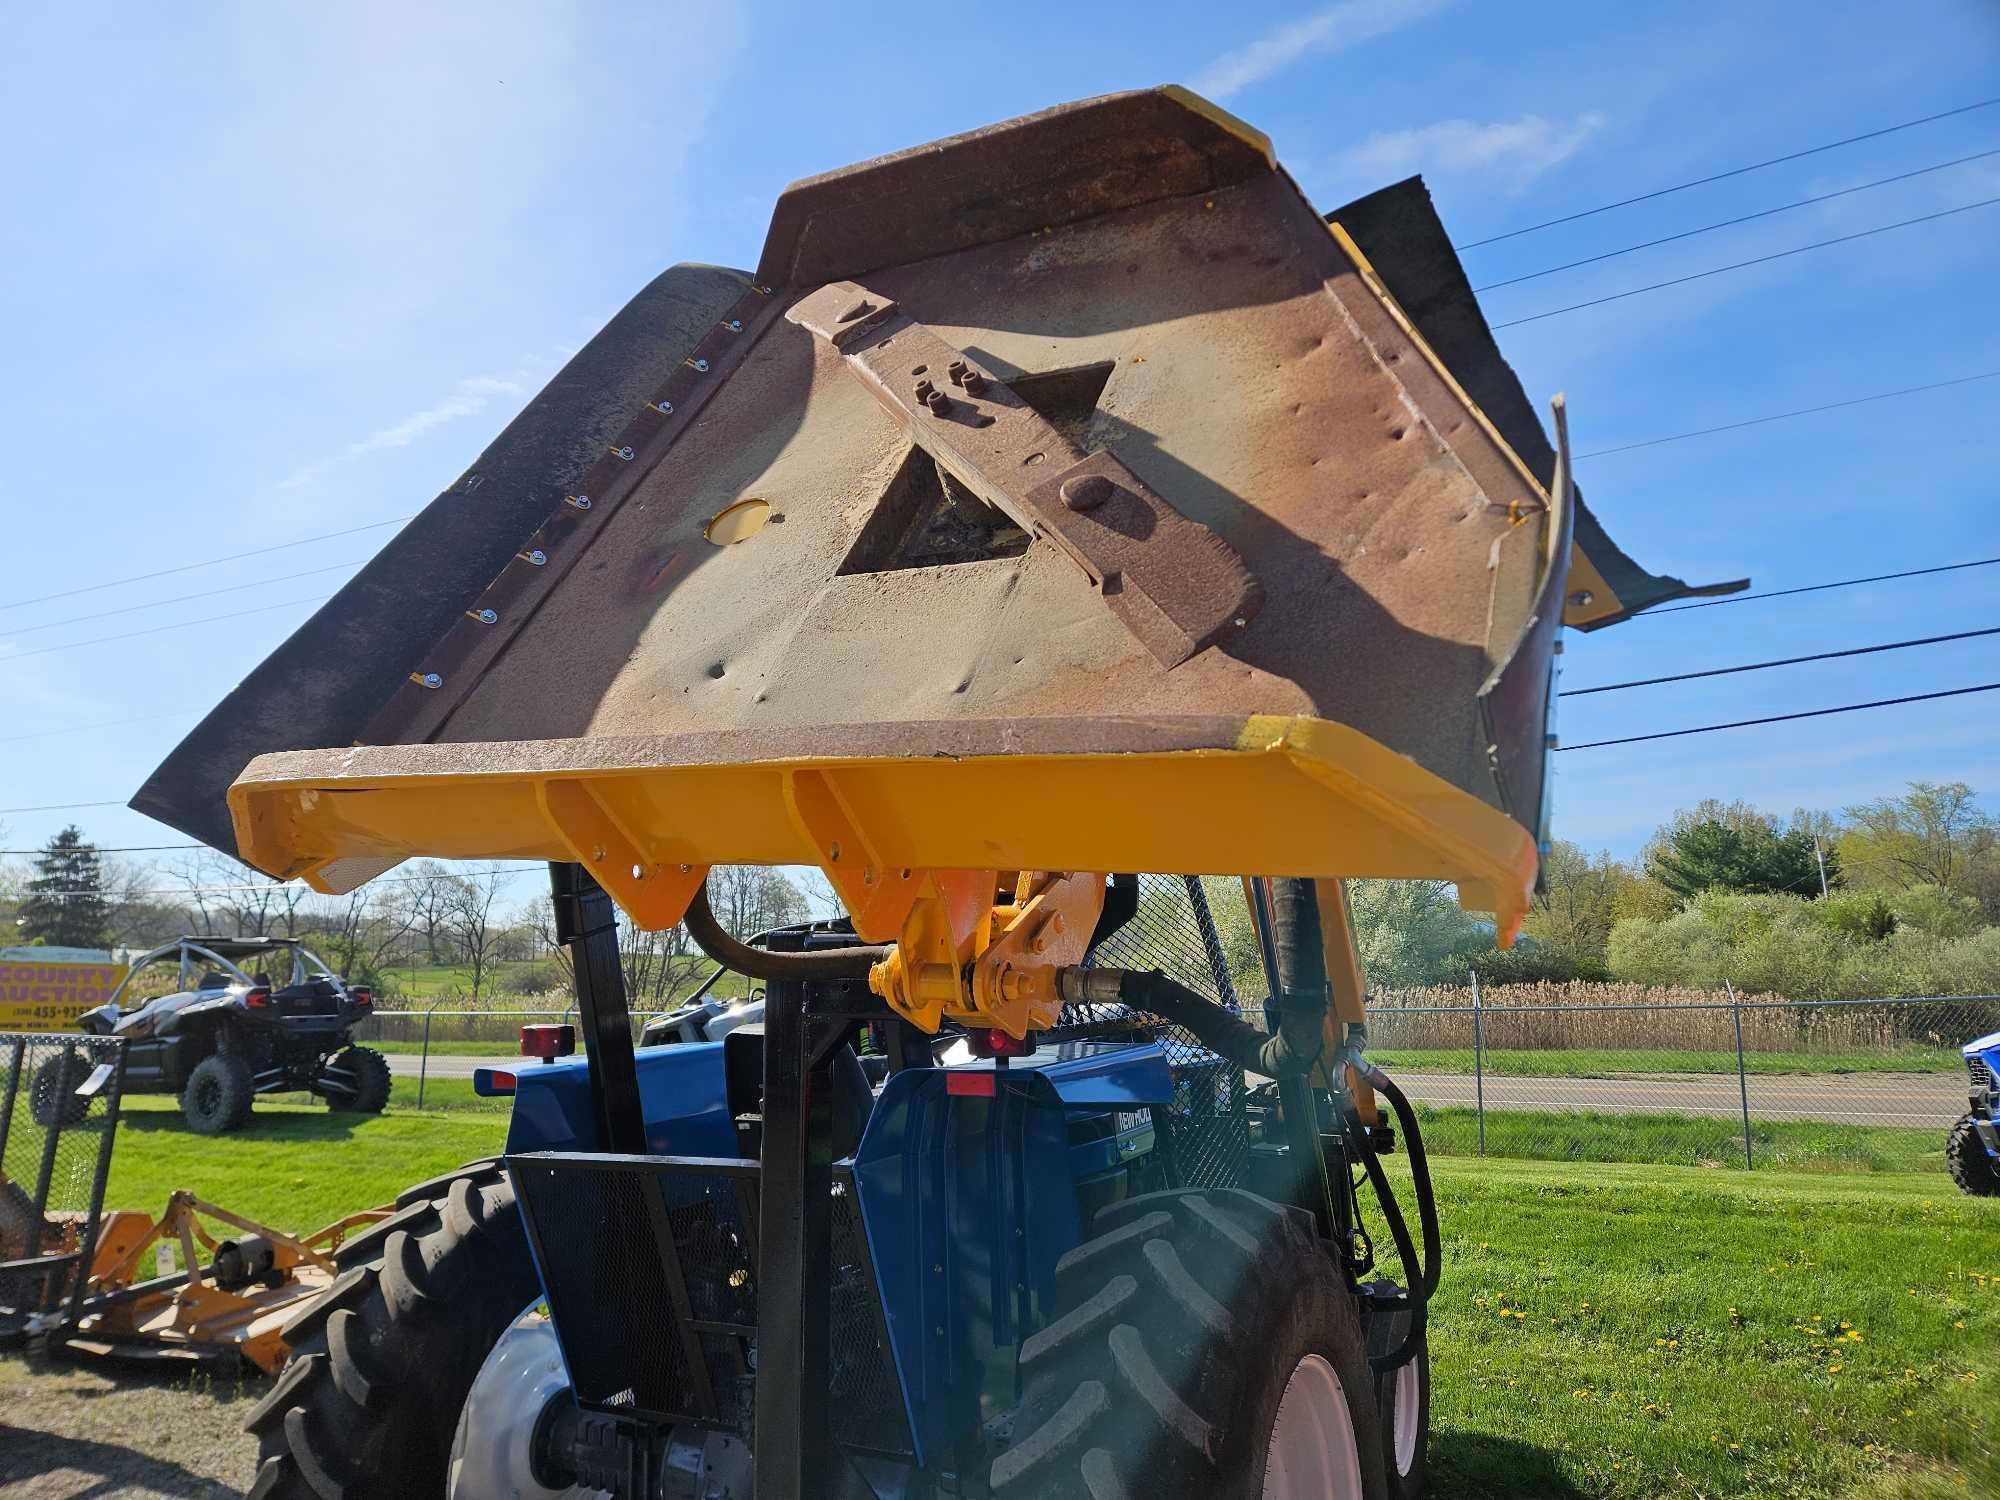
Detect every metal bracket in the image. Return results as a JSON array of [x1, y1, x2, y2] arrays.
[[788, 280, 1263, 667]]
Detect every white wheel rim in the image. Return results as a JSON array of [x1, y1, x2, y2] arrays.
[[1392, 1360, 1420, 1476], [447, 1304, 607, 1500], [1263, 1353, 1366, 1500]]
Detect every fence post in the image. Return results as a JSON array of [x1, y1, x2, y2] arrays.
[[417, 999, 442, 1111], [1728, 979, 1753, 1169], [1472, 971, 1487, 1157]]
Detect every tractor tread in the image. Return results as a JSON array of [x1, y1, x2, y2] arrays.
[[1081, 1447, 1131, 1500], [332, 1201, 432, 1271], [393, 1159, 500, 1210], [1051, 1211, 1172, 1280], [326, 1309, 385, 1410], [991, 1186, 1387, 1500], [1019, 1274, 1137, 1372], [245, 1159, 540, 1498], [244, 1352, 323, 1437], [380, 1230, 432, 1316], [278, 1268, 371, 1347], [1107, 1322, 1216, 1461], [282, 1406, 358, 1500], [991, 1380, 1109, 1491], [1141, 1238, 1234, 1341]]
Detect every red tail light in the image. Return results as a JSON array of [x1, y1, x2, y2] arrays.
[[349, 986, 373, 1007], [244, 987, 272, 1009], [969, 1028, 1034, 1059], [520, 1023, 576, 1061]]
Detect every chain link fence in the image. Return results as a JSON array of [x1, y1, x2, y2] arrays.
[[1, 1033, 125, 1337], [360, 888, 1994, 1176], [1367, 988, 1998, 1170]]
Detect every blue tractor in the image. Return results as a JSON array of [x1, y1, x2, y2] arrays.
[[132, 88, 1729, 1500], [1950, 1031, 2000, 1196]]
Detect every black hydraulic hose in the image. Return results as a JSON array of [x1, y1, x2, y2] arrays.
[[682, 886, 890, 981], [1358, 1061, 1441, 1300], [1113, 969, 1320, 1079], [1265, 877, 1331, 1076], [1352, 1058, 1443, 1374]]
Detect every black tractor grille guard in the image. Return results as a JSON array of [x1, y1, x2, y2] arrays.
[[508, 1152, 910, 1455], [1, 1033, 125, 1341]]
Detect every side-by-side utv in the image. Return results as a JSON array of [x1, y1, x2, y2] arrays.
[[133, 88, 1735, 1500], [58, 937, 385, 1134]]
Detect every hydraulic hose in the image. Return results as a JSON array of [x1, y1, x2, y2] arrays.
[[1357, 1061, 1441, 1300], [1353, 1058, 1443, 1374], [682, 886, 891, 981], [1097, 968, 1318, 1079]]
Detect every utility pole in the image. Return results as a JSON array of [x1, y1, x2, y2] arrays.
[[1813, 837, 1830, 898]]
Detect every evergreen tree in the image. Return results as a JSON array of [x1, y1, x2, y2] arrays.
[[18, 825, 111, 948]]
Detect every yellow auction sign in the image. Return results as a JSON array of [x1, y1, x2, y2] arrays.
[[0, 951, 129, 1030]]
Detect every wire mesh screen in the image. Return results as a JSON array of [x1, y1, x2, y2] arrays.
[[1078, 875, 1251, 1189], [0, 1033, 125, 1335]]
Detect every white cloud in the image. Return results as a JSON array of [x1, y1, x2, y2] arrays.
[[1339, 111, 1609, 194], [279, 369, 535, 490], [1194, 0, 1454, 100]]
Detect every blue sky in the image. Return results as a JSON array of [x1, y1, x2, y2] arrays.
[[1, 0, 1996, 909]]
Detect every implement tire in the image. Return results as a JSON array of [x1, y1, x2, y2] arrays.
[[1947, 1115, 2000, 1196], [1373, 1329, 1429, 1499], [243, 1159, 541, 1499], [991, 1186, 1387, 1500], [182, 1054, 253, 1136], [324, 1046, 392, 1114]]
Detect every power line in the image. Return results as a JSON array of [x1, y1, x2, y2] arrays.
[[1577, 371, 2000, 458], [1556, 681, 2000, 751], [4, 560, 365, 640], [0, 595, 331, 666], [1491, 196, 2000, 329], [1455, 96, 2000, 250], [1638, 556, 2000, 617], [1561, 625, 2000, 696], [0, 515, 409, 614], [0, 800, 126, 816], [1473, 147, 2000, 292], [0, 710, 197, 747]]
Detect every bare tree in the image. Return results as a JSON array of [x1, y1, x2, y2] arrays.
[[444, 868, 508, 998]]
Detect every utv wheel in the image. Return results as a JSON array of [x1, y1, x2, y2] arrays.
[[992, 1186, 1388, 1500], [182, 1054, 254, 1135], [1947, 1114, 2000, 1196], [29, 1054, 92, 1128], [245, 1160, 545, 1499], [323, 1046, 392, 1114]]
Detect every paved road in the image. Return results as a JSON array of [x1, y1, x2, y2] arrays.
[[393, 1052, 1968, 1127], [1391, 1070, 1965, 1128]]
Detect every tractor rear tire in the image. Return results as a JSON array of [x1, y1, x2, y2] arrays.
[[244, 1159, 542, 1499], [28, 1054, 92, 1128], [991, 1186, 1388, 1500], [1947, 1115, 2000, 1196], [182, 1054, 254, 1136], [324, 1046, 392, 1114]]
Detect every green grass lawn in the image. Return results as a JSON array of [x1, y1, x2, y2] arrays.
[[1371, 1046, 1966, 1078], [105, 1090, 509, 1228], [1397, 1157, 2000, 1499], [78, 1093, 2000, 1497], [1412, 1105, 1946, 1175]]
